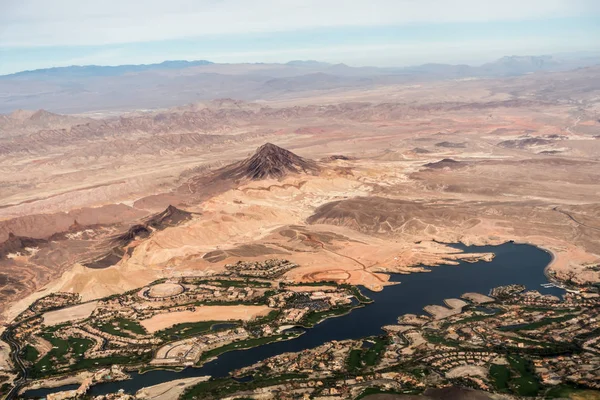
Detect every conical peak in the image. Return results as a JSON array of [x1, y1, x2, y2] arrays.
[[164, 204, 179, 214], [244, 143, 318, 180], [146, 205, 194, 227], [215, 143, 319, 181], [255, 143, 288, 156]]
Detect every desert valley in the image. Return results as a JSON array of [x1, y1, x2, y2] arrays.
[[0, 58, 599, 400]]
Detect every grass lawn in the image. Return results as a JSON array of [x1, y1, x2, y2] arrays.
[[356, 388, 405, 399], [489, 364, 510, 392], [509, 314, 578, 332], [342, 285, 373, 303], [35, 334, 69, 372], [422, 332, 460, 347], [69, 353, 151, 372], [32, 334, 93, 377], [68, 337, 93, 357], [507, 355, 540, 396], [302, 306, 356, 327], [96, 317, 148, 338], [346, 349, 363, 372], [344, 336, 388, 373], [198, 334, 298, 364], [511, 376, 540, 396], [157, 320, 235, 340], [363, 337, 388, 367], [508, 355, 529, 375], [22, 345, 39, 363]]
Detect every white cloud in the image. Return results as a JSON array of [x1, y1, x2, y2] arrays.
[[0, 0, 598, 47]]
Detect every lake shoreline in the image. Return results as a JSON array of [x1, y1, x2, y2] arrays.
[[22, 242, 560, 399]]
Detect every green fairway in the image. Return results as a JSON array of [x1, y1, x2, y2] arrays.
[[507, 355, 540, 396], [363, 337, 388, 366], [198, 333, 298, 364], [97, 317, 148, 338], [32, 334, 93, 377], [22, 345, 39, 363], [346, 349, 363, 372], [490, 364, 510, 392], [157, 320, 235, 340]]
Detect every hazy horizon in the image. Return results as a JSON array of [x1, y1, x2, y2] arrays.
[[1, 0, 600, 75], [2, 50, 600, 78]]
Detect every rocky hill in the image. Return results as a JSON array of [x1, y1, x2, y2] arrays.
[[216, 143, 320, 181], [0, 109, 91, 137]]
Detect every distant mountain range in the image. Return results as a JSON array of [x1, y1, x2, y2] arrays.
[[1, 54, 598, 113], [2, 60, 213, 79]]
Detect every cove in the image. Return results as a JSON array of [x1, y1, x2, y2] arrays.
[[23, 242, 562, 398]]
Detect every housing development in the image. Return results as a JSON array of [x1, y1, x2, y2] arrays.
[[3, 256, 599, 400]]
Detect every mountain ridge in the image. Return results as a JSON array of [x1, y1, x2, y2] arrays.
[[1, 60, 213, 79], [2, 54, 599, 113], [3, 54, 597, 79]]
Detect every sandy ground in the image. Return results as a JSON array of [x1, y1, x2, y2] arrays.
[[445, 365, 488, 379], [32, 335, 53, 361], [42, 301, 98, 326], [401, 331, 427, 355], [445, 299, 468, 310], [0, 328, 14, 374], [286, 285, 337, 292], [21, 371, 93, 392], [140, 305, 273, 333], [424, 305, 460, 320], [424, 299, 467, 319], [135, 376, 210, 400], [461, 293, 494, 304], [5, 167, 597, 324], [282, 230, 496, 291], [2, 72, 600, 325], [538, 240, 600, 283], [571, 392, 600, 400], [5, 261, 160, 323], [147, 283, 184, 298]]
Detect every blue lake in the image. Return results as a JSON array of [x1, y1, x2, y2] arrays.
[[24, 242, 560, 398]]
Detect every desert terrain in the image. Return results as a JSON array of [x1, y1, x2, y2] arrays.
[[1, 64, 600, 396], [1, 66, 599, 321], [0, 57, 600, 398]]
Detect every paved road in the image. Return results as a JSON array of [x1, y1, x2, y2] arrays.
[[1, 328, 28, 400]]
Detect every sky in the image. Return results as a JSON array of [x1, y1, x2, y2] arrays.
[[0, 0, 600, 75]]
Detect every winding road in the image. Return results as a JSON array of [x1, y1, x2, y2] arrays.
[[303, 233, 387, 283], [1, 328, 27, 400], [553, 207, 600, 232]]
